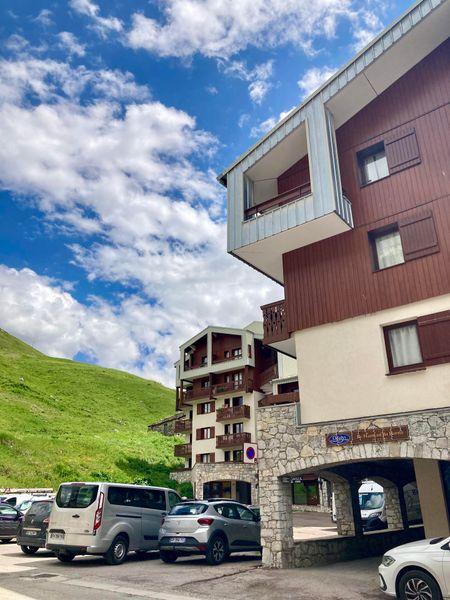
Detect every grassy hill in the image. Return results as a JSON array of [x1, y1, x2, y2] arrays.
[[0, 329, 190, 493]]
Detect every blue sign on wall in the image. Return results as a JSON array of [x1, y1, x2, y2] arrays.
[[326, 433, 351, 446]]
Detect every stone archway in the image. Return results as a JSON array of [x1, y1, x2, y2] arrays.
[[191, 462, 258, 503], [257, 404, 450, 567]]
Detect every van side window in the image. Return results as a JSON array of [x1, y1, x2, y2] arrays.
[[107, 487, 129, 506], [168, 492, 181, 509], [141, 490, 166, 510]]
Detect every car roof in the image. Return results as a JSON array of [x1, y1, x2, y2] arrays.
[[59, 482, 176, 492]]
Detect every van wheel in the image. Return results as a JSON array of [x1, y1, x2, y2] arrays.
[[104, 535, 128, 565], [398, 570, 442, 600], [160, 550, 178, 563], [56, 551, 75, 563], [205, 534, 228, 566], [21, 545, 39, 555]]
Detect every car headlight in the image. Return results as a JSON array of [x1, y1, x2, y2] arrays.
[[382, 555, 396, 567]]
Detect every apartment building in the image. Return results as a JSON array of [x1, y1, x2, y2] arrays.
[[171, 322, 297, 504], [219, 0, 450, 567]]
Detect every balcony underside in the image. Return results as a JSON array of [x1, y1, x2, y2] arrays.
[[233, 209, 351, 284]]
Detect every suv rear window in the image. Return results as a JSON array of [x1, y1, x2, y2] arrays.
[[56, 485, 99, 508], [169, 503, 207, 516], [28, 501, 53, 518]]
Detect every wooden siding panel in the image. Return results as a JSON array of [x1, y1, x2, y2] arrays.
[[283, 40, 450, 332]]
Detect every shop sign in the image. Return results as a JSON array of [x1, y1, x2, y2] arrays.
[[326, 425, 409, 447]]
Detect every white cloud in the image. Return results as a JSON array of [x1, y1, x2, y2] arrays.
[[58, 32, 86, 57], [297, 65, 337, 98], [352, 8, 384, 51], [218, 59, 274, 104], [250, 107, 295, 138], [0, 52, 279, 385], [238, 113, 250, 128], [34, 9, 53, 27], [126, 0, 385, 59], [69, 0, 123, 37]]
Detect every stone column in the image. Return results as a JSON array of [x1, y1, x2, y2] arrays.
[[414, 458, 450, 537], [333, 480, 355, 536], [260, 476, 294, 568], [384, 485, 404, 530]]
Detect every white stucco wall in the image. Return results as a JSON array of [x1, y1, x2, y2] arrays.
[[294, 294, 450, 424]]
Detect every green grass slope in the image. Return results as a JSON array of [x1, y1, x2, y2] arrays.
[[0, 329, 188, 493]]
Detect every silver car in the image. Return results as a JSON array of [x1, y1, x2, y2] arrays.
[[158, 500, 261, 565]]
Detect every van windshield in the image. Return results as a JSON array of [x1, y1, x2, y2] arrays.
[[56, 485, 99, 508], [169, 503, 207, 516], [359, 492, 384, 510]]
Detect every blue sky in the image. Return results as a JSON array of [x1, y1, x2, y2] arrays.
[[0, 0, 411, 386]]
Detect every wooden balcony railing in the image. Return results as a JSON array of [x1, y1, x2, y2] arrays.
[[211, 378, 253, 396], [184, 388, 211, 401], [216, 432, 251, 448], [216, 405, 251, 422], [174, 419, 192, 433], [259, 391, 299, 407], [174, 443, 192, 457], [245, 182, 311, 220], [261, 299, 288, 345], [257, 363, 278, 388]]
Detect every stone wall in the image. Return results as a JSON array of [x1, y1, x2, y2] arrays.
[[148, 412, 183, 436], [192, 462, 258, 502], [170, 469, 192, 484], [256, 403, 450, 568]]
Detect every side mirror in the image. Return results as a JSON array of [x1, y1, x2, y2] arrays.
[[181, 497, 188, 502]]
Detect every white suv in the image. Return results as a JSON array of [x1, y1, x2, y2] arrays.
[[379, 536, 450, 599]]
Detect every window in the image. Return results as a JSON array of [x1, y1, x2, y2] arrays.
[[384, 321, 423, 374], [201, 355, 207, 365], [199, 427, 213, 440], [0, 505, 18, 516], [201, 379, 210, 389], [370, 226, 404, 270], [224, 350, 231, 359], [232, 348, 242, 358], [248, 344, 252, 359], [225, 422, 243, 434], [200, 453, 211, 463], [199, 401, 213, 414], [357, 142, 389, 185], [168, 491, 182, 509], [169, 503, 207, 516], [223, 398, 231, 407], [232, 396, 244, 406], [233, 372, 243, 387], [236, 505, 256, 521], [215, 503, 240, 519], [224, 450, 243, 462], [56, 484, 98, 508]]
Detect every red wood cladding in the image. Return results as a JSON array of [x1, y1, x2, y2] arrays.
[[283, 40, 450, 333], [211, 333, 242, 363], [277, 155, 310, 195], [398, 211, 439, 261], [385, 127, 421, 174]]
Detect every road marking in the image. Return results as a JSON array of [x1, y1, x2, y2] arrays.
[[63, 578, 208, 599]]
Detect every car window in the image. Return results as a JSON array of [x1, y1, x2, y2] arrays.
[[236, 505, 256, 521], [169, 503, 207, 516], [28, 502, 53, 518], [168, 492, 181, 509], [56, 485, 98, 508], [0, 504, 18, 516], [216, 503, 240, 520]]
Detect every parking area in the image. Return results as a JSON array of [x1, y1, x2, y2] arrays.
[[0, 541, 385, 600]]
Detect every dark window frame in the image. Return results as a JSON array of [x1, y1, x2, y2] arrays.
[[357, 141, 389, 187], [368, 223, 405, 272], [383, 320, 425, 375]]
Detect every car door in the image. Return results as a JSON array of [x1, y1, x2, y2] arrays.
[[235, 504, 261, 548], [0, 504, 21, 538], [140, 489, 167, 550], [220, 503, 245, 549]]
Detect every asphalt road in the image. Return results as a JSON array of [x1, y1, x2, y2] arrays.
[[0, 541, 386, 600]]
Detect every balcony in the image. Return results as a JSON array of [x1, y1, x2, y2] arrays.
[[259, 391, 300, 407], [257, 363, 278, 389], [216, 432, 251, 448], [174, 443, 192, 457], [174, 419, 192, 434], [211, 379, 252, 396], [261, 299, 295, 357], [244, 182, 311, 220], [184, 388, 210, 402], [216, 405, 251, 422]]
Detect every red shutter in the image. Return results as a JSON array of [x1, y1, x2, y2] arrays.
[[197, 403, 202, 415], [210, 453, 215, 464], [210, 401, 215, 413], [210, 426, 215, 439], [398, 211, 439, 262], [385, 126, 421, 174], [418, 311, 450, 366], [196, 428, 202, 441], [196, 454, 201, 464]]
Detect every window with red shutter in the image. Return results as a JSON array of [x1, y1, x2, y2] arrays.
[[196, 428, 202, 440], [210, 453, 215, 464], [210, 426, 215, 439], [385, 126, 421, 174], [418, 311, 450, 366], [398, 211, 439, 261]]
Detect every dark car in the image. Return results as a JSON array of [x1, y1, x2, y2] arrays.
[[17, 500, 53, 554], [0, 502, 23, 543]]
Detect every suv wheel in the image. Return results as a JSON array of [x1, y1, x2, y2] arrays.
[[205, 534, 228, 566], [56, 551, 75, 563], [104, 535, 129, 565], [160, 550, 178, 563], [399, 570, 442, 600], [21, 545, 39, 555]]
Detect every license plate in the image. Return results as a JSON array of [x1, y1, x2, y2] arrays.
[[24, 530, 37, 536], [169, 537, 186, 544], [49, 532, 65, 541]]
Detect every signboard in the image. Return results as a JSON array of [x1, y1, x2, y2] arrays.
[[326, 425, 409, 447], [243, 443, 257, 464]]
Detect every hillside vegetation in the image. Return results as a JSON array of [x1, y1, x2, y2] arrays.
[[0, 329, 189, 493]]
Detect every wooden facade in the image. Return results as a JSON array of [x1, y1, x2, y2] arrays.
[[283, 39, 450, 334]]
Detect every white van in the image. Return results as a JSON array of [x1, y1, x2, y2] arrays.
[[47, 482, 182, 564]]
